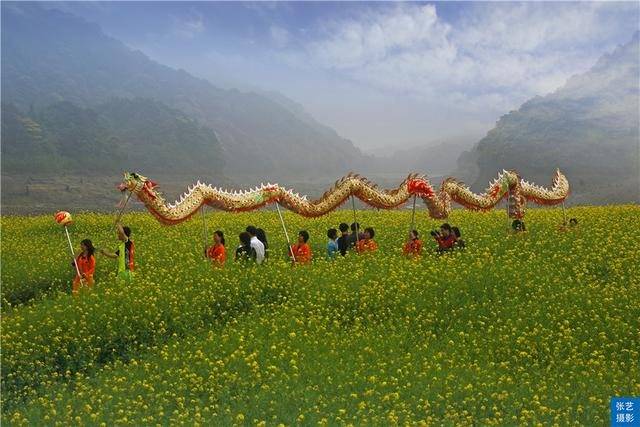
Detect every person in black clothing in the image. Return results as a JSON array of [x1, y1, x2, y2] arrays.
[[511, 219, 526, 233], [347, 222, 365, 248], [336, 223, 350, 256], [256, 228, 269, 260], [235, 231, 257, 262]]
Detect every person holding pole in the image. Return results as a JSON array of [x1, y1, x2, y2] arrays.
[[101, 223, 135, 284], [71, 239, 96, 294], [348, 222, 364, 249], [403, 230, 422, 258], [290, 230, 312, 264], [337, 223, 351, 256], [206, 230, 226, 267]]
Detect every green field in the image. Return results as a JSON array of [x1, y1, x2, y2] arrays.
[[1, 206, 639, 425]]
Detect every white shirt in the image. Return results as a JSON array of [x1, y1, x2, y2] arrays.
[[250, 236, 265, 264]]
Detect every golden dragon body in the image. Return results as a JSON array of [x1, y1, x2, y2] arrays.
[[119, 170, 569, 225]]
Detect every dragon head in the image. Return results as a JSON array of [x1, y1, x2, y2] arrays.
[[118, 172, 158, 198]]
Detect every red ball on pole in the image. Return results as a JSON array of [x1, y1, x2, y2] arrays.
[[54, 211, 73, 226], [54, 211, 84, 288]]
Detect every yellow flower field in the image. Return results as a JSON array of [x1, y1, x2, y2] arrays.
[[1, 205, 639, 425]]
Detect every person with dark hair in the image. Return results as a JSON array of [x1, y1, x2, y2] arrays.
[[511, 219, 526, 233], [569, 218, 578, 227], [403, 230, 422, 258], [452, 226, 465, 249], [326, 228, 338, 259], [246, 225, 265, 264], [337, 223, 351, 256], [256, 228, 269, 260], [101, 223, 135, 284], [206, 230, 227, 266], [235, 231, 257, 263], [356, 227, 378, 253], [347, 222, 365, 248], [431, 223, 456, 253], [290, 230, 312, 264], [71, 238, 96, 294]]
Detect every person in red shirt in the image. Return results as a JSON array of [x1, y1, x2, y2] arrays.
[[206, 230, 227, 267], [356, 227, 378, 253], [431, 223, 457, 253], [72, 239, 96, 294], [290, 230, 312, 264], [403, 229, 423, 258]]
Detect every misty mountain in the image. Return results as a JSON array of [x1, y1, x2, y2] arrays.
[[2, 98, 224, 175], [1, 4, 367, 182], [368, 137, 475, 177], [461, 32, 639, 203]]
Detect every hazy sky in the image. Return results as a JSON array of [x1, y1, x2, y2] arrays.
[[57, 1, 639, 153]]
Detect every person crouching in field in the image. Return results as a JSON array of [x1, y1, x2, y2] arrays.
[[290, 230, 312, 264], [235, 231, 257, 263], [72, 239, 96, 294], [206, 230, 226, 266], [101, 224, 135, 284], [403, 230, 422, 258], [326, 228, 339, 259], [356, 227, 378, 253], [431, 223, 456, 253]]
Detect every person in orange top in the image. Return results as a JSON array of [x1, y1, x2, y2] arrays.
[[72, 239, 96, 294], [290, 230, 312, 264], [356, 227, 378, 253], [206, 230, 227, 266], [403, 229, 423, 258]]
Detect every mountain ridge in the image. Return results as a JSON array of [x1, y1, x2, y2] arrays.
[[460, 33, 639, 203], [1, 4, 369, 182]]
